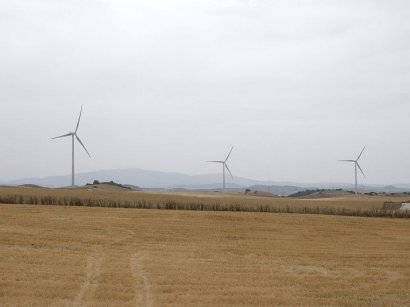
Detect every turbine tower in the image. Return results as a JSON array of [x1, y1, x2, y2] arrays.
[[338, 145, 366, 194], [52, 106, 91, 187], [207, 146, 234, 190]]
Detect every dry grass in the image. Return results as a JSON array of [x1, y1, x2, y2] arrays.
[[1, 202, 410, 306], [1, 186, 410, 218]]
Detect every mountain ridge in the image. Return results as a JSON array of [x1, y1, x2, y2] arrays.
[[1, 168, 410, 193]]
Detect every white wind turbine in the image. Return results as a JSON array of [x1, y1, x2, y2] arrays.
[[338, 145, 366, 195], [207, 146, 234, 190], [52, 106, 91, 187]]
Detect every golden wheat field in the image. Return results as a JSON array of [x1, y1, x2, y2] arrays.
[[1, 186, 410, 306]]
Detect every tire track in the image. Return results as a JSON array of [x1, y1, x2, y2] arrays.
[[130, 253, 153, 307], [72, 252, 104, 307]]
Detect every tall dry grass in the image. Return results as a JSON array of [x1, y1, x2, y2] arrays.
[[0, 186, 409, 218]]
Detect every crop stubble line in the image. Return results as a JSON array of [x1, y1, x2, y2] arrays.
[[130, 253, 153, 307], [3, 197, 410, 219], [72, 252, 104, 307], [1, 186, 410, 218]]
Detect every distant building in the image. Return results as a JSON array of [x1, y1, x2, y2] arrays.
[[400, 203, 410, 211], [383, 202, 410, 210]]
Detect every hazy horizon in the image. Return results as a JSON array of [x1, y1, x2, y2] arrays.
[[2, 167, 409, 188], [1, 0, 409, 185]]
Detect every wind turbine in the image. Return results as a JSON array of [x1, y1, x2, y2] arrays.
[[52, 106, 91, 188], [207, 146, 234, 190], [338, 145, 366, 194]]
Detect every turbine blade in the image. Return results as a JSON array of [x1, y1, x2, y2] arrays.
[[51, 133, 71, 139], [207, 161, 224, 163], [357, 145, 366, 161], [225, 146, 234, 162], [338, 160, 355, 162], [75, 106, 82, 133], [75, 135, 91, 158], [224, 163, 233, 179], [356, 162, 366, 178]]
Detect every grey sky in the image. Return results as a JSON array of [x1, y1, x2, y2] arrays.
[[1, 0, 409, 185]]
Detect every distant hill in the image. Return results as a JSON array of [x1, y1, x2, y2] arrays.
[[288, 189, 353, 199], [246, 184, 306, 196], [1, 168, 344, 190], [123, 184, 143, 191], [2, 168, 410, 194], [1, 168, 268, 189], [85, 180, 132, 190], [19, 184, 46, 189]]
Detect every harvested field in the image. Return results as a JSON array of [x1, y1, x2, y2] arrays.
[[1, 203, 410, 306]]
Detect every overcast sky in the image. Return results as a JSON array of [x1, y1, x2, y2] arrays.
[[1, 0, 409, 185]]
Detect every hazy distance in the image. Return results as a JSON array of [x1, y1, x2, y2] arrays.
[[1, 0, 409, 185]]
